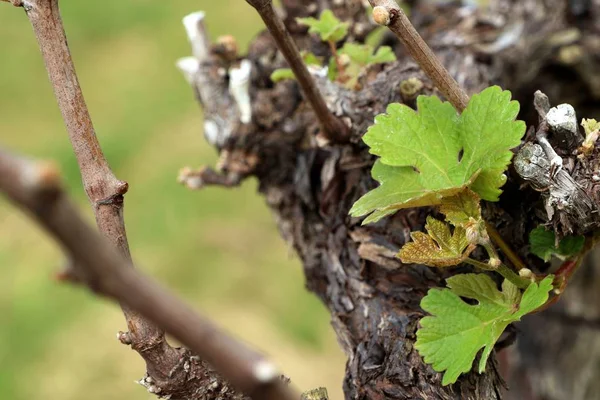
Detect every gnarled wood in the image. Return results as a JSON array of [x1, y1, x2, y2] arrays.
[[181, 0, 600, 398]]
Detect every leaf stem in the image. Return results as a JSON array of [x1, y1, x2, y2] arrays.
[[464, 258, 494, 271], [485, 222, 527, 271], [327, 40, 346, 79], [531, 258, 582, 313], [481, 239, 499, 261], [476, 230, 531, 289], [465, 258, 531, 290], [497, 264, 532, 290]]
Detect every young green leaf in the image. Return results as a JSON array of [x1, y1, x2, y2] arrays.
[[582, 118, 600, 136], [350, 161, 479, 225], [367, 46, 396, 64], [416, 274, 553, 385], [439, 189, 482, 227], [529, 226, 585, 262], [350, 86, 525, 223], [338, 43, 396, 66], [529, 227, 555, 262], [297, 10, 348, 43], [335, 43, 396, 89], [398, 216, 475, 267], [270, 68, 296, 83], [302, 52, 322, 66], [559, 235, 586, 257], [501, 279, 522, 306], [270, 52, 322, 83], [580, 118, 600, 155]]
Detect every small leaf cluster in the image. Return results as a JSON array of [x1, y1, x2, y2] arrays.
[[400, 216, 474, 267], [529, 226, 584, 262], [328, 42, 396, 89], [399, 188, 555, 385], [270, 52, 321, 83], [399, 190, 481, 268], [297, 9, 349, 43], [270, 10, 396, 90], [348, 86, 566, 385]]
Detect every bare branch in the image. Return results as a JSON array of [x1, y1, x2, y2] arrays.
[[8, 0, 181, 379], [245, 0, 350, 143], [369, 1, 470, 112], [0, 147, 299, 400]]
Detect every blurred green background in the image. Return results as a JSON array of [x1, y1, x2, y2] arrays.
[[0, 1, 345, 399]]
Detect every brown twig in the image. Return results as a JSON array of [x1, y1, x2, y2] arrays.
[[245, 0, 350, 143], [5, 0, 184, 382], [369, 1, 470, 112], [0, 148, 298, 400]]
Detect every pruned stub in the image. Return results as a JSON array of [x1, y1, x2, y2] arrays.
[[515, 97, 600, 236]]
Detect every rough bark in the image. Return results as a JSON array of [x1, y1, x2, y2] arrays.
[[181, 0, 600, 398]]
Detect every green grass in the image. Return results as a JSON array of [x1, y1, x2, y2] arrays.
[[0, 1, 345, 399]]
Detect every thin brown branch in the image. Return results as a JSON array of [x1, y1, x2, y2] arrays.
[[0, 148, 298, 400], [245, 0, 350, 143], [368, 1, 470, 112], [8, 0, 180, 380]]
